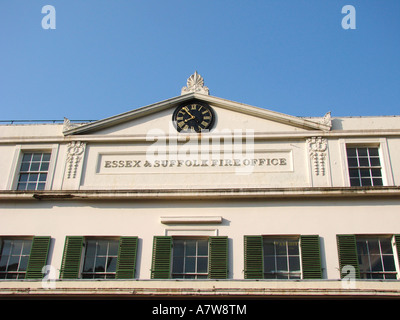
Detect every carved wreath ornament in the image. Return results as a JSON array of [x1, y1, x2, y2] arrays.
[[307, 137, 328, 176], [66, 141, 86, 179]]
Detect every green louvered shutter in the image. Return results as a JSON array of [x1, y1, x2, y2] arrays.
[[25, 236, 51, 279], [394, 235, 400, 268], [208, 236, 228, 279], [151, 236, 172, 279], [300, 235, 323, 279], [116, 237, 138, 279], [244, 236, 263, 279], [336, 234, 360, 279], [59, 236, 84, 279]]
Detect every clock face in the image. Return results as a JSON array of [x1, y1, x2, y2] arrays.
[[172, 102, 215, 133]]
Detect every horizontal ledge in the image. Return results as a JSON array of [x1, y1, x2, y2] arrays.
[[0, 186, 400, 201], [3, 129, 400, 144], [0, 280, 399, 298], [161, 216, 222, 224]]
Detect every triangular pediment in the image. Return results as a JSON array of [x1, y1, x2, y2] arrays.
[[63, 93, 331, 136]]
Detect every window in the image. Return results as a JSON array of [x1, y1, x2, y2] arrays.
[[346, 147, 383, 187], [337, 234, 400, 280], [82, 239, 119, 279], [151, 236, 228, 279], [59, 236, 138, 280], [356, 236, 397, 279], [172, 239, 209, 279], [263, 238, 301, 279], [244, 235, 322, 279], [0, 239, 32, 279], [17, 152, 51, 191]]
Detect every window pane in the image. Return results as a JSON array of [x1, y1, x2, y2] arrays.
[[108, 241, 119, 256], [370, 157, 381, 166], [357, 148, 368, 156], [42, 153, 51, 161], [370, 255, 383, 272], [12, 241, 23, 255], [346, 148, 357, 156], [97, 241, 108, 255], [349, 169, 360, 178], [106, 257, 117, 273], [22, 153, 32, 161], [358, 158, 369, 167], [0, 255, 9, 271], [30, 162, 40, 171], [17, 183, 27, 191], [368, 148, 379, 156], [382, 255, 396, 272], [264, 257, 275, 273], [20, 163, 30, 172], [276, 256, 288, 272], [28, 173, 38, 182], [37, 183, 45, 190], [361, 178, 371, 186], [22, 241, 32, 255], [368, 240, 380, 254], [40, 162, 49, 171], [288, 241, 299, 255], [371, 169, 382, 177], [197, 257, 208, 273], [360, 169, 370, 177], [7, 256, 19, 271], [95, 257, 106, 272], [185, 241, 196, 256], [19, 256, 29, 271], [185, 257, 196, 273], [289, 256, 300, 272], [373, 178, 383, 186], [83, 256, 94, 273], [172, 257, 184, 274], [347, 158, 358, 167], [197, 240, 208, 256], [380, 239, 393, 254], [85, 241, 96, 257], [275, 242, 287, 255], [263, 241, 275, 255], [350, 178, 361, 186], [1, 241, 12, 256], [173, 241, 184, 257], [19, 173, 29, 182], [32, 153, 42, 161]]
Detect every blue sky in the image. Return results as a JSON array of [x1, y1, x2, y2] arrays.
[[0, 1, 399, 121]]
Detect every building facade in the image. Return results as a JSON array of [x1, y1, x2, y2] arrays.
[[1, 72, 400, 298]]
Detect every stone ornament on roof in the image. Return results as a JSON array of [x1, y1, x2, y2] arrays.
[[181, 71, 209, 95]]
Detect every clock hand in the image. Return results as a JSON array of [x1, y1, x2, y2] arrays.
[[183, 107, 195, 118], [184, 116, 195, 123]]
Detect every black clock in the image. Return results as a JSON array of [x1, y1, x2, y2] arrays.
[[172, 101, 215, 133]]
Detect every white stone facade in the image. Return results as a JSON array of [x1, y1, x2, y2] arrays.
[[0, 74, 400, 298]]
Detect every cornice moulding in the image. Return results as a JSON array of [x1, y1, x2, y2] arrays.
[[1, 187, 400, 201]]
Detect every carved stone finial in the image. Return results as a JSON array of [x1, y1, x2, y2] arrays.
[[181, 71, 209, 95], [322, 111, 332, 127], [63, 117, 83, 133]]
